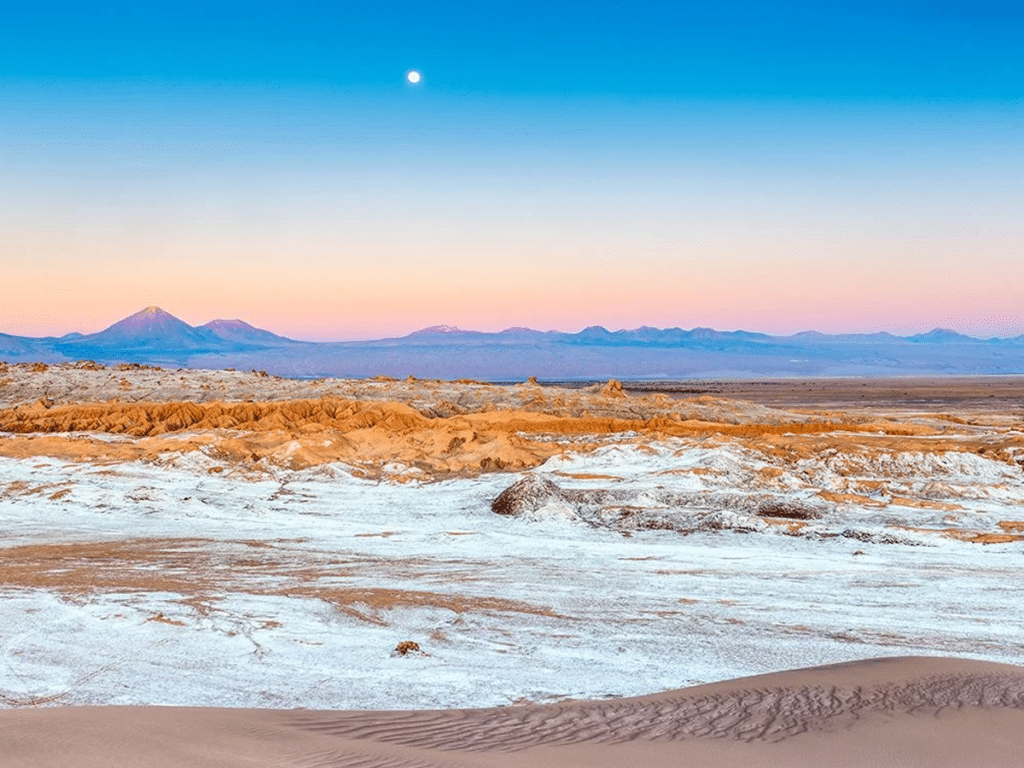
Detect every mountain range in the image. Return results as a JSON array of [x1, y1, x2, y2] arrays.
[[2, 306, 1024, 379]]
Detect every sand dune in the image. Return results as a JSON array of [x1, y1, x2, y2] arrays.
[[3, 657, 1023, 767]]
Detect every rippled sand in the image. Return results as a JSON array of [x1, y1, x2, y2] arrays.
[[4, 657, 1024, 767]]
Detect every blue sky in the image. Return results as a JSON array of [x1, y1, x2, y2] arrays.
[[3, 2, 1021, 98], [1, 1, 1021, 339]]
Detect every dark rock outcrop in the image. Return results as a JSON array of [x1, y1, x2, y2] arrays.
[[491, 475, 575, 517]]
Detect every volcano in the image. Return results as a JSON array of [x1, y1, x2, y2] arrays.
[[81, 307, 222, 351]]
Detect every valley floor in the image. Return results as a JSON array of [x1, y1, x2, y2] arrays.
[[0, 364, 1022, 710]]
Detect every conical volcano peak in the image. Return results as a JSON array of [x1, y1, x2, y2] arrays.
[[133, 306, 174, 320], [85, 306, 219, 350], [103, 307, 191, 333]]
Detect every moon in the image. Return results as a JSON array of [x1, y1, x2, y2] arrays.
[[407, 70, 421, 84]]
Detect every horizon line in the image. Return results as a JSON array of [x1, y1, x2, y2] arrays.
[[3, 305, 1024, 343]]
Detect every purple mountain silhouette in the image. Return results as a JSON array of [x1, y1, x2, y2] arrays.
[[85, 307, 221, 350], [406, 325, 483, 337], [3, 307, 1024, 377], [0, 333, 32, 354], [201, 319, 296, 345], [907, 328, 980, 344]]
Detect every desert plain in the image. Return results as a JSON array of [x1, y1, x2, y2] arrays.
[[1, 362, 1024, 766]]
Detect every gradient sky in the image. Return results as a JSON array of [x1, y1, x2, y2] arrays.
[[2, 1, 1022, 341]]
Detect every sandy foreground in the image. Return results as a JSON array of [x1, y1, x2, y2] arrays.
[[1, 364, 1024, 764], [4, 657, 1024, 767]]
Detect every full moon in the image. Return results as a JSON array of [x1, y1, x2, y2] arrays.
[[407, 70, 421, 83]]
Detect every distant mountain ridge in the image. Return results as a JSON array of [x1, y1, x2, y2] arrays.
[[200, 318, 297, 346], [85, 306, 222, 351], [407, 325, 482, 337], [2, 307, 1023, 379]]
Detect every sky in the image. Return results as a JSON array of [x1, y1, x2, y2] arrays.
[[1, 1, 1022, 341]]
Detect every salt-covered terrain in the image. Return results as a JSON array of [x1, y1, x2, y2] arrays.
[[1, 363, 1022, 710]]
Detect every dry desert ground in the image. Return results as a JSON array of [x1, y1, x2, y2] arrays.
[[1, 362, 1023, 766]]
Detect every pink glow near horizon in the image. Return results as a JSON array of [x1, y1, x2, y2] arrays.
[[3, 176, 1021, 340], [3, 240, 1023, 339], [3, 274, 1022, 341]]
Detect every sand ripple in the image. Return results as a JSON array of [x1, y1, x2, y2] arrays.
[[285, 664, 1024, 751]]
